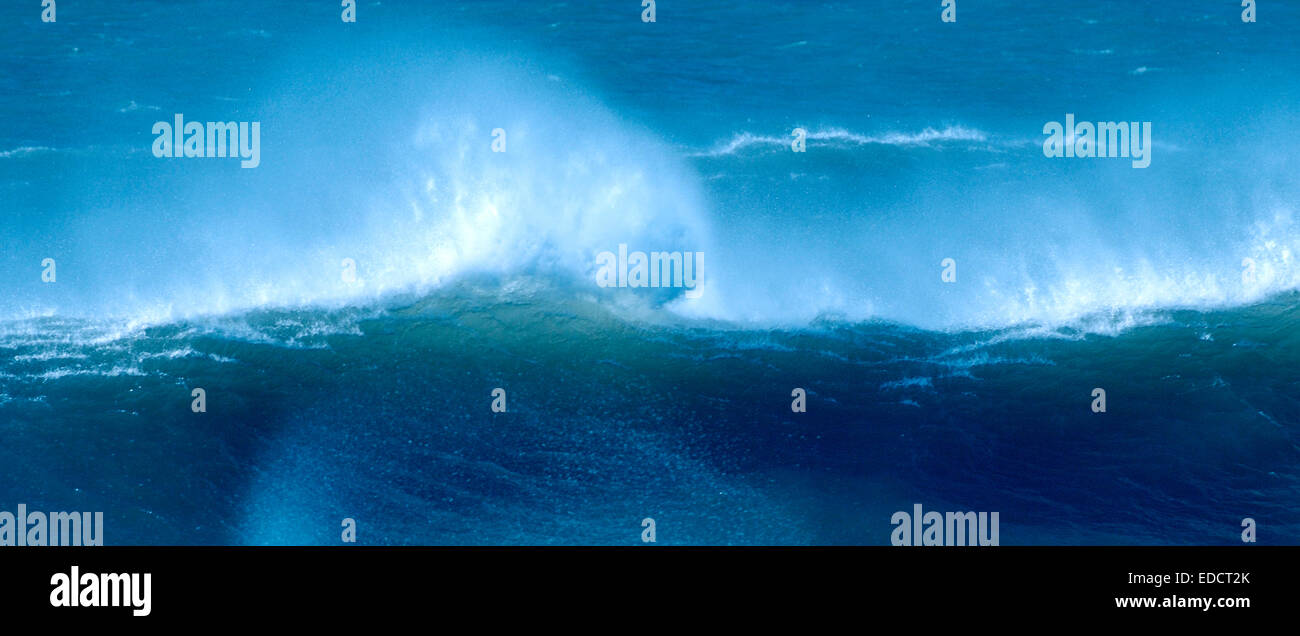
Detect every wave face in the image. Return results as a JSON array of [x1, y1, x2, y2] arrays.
[[2, 1, 1299, 544]]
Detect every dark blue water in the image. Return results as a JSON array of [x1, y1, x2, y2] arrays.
[[1, 1, 1297, 544]]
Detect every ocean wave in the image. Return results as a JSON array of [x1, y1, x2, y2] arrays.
[[4, 43, 1298, 340], [692, 125, 995, 157], [30, 366, 148, 382], [0, 146, 57, 159]]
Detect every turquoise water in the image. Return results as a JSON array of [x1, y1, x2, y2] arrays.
[[1, 1, 1297, 544]]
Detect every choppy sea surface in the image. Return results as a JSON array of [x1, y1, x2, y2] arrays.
[[1, 1, 1297, 544]]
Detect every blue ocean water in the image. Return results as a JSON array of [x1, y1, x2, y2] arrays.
[[1, 1, 1297, 544]]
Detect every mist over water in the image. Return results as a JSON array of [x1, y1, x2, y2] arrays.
[[2, 1, 1298, 331], [1, 1, 1298, 546], [4, 34, 715, 324]]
